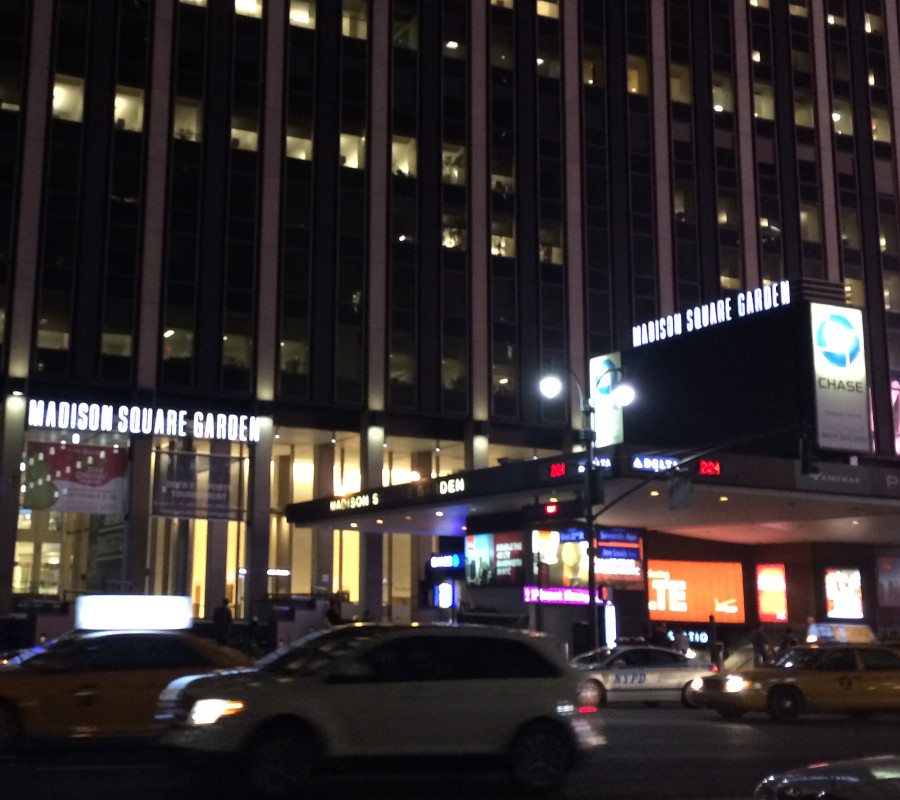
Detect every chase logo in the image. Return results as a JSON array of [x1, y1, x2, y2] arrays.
[[815, 314, 860, 368], [594, 357, 618, 396]]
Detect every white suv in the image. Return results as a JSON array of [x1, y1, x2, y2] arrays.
[[157, 623, 604, 797]]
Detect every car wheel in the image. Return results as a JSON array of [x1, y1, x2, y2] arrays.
[[592, 679, 607, 708], [509, 721, 574, 795], [767, 686, 802, 722], [681, 682, 700, 709], [0, 702, 22, 750], [716, 707, 746, 720], [244, 723, 316, 799]]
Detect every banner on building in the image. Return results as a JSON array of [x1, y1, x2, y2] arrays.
[[152, 450, 243, 521], [810, 303, 872, 452], [21, 442, 128, 514]]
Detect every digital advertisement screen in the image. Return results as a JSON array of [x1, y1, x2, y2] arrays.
[[825, 568, 864, 619], [647, 560, 745, 623], [465, 533, 524, 587], [531, 528, 643, 589], [756, 564, 788, 623], [878, 556, 900, 608]]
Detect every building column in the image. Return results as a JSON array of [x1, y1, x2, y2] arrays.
[[123, 436, 152, 595], [0, 1, 54, 614], [204, 440, 231, 618], [0, 398, 27, 613], [468, 0, 490, 422], [359, 423, 385, 620], [312, 442, 335, 591], [243, 418, 274, 619]]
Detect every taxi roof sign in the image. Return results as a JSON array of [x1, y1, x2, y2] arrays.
[[75, 594, 193, 631]]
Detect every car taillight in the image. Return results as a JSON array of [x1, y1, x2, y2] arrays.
[[710, 664, 718, 673]]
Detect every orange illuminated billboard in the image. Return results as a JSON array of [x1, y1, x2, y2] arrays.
[[647, 559, 745, 624], [756, 563, 788, 623]]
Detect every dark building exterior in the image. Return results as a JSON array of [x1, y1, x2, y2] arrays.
[[1, 0, 900, 646]]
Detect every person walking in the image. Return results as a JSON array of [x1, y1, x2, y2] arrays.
[[777, 626, 799, 656], [750, 622, 770, 666], [212, 597, 233, 645]]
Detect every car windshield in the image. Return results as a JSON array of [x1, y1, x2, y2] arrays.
[[256, 625, 388, 677], [771, 648, 827, 669]]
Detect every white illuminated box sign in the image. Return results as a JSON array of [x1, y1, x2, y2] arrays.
[[76, 594, 193, 631]]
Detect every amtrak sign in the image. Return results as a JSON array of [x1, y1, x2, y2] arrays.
[[27, 399, 264, 444], [810, 304, 871, 452]]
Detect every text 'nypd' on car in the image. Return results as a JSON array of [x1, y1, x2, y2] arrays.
[[571, 644, 718, 707]]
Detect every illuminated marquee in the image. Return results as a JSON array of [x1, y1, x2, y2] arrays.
[[28, 399, 263, 443], [647, 559, 745, 623], [632, 280, 791, 348]]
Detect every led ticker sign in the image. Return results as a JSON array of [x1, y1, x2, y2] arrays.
[[549, 462, 567, 478], [699, 460, 721, 476], [647, 559, 745, 623], [523, 586, 610, 606], [756, 564, 788, 623]]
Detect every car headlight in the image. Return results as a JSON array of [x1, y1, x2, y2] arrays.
[[189, 698, 245, 725], [724, 675, 751, 693], [689, 677, 704, 692]]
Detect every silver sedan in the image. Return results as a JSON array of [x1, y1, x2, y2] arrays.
[[572, 645, 718, 707]]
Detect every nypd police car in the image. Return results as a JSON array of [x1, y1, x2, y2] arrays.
[[572, 644, 717, 707]]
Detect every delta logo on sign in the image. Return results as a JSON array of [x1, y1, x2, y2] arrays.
[[811, 304, 871, 452]]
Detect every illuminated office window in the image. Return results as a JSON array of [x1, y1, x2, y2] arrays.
[[340, 132, 366, 169], [392, 136, 417, 177], [234, 0, 262, 18], [290, 1, 316, 28], [230, 127, 259, 151], [492, 0, 514, 7], [749, 0, 770, 7], [627, 56, 648, 95], [788, 1, 808, 17], [173, 98, 202, 142], [670, 64, 691, 105], [712, 74, 734, 113], [491, 217, 516, 258], [872, 106, 891, 143], [342, 0, 367, 39], [794, 91, 814, 128], [114, 86, 144, 132], [753, 83, 775, 120], [442, 143, 466, 186], [799, 204, 821, 243], [832, 99, 853, 136], [539, 228, 563, 264], [286, 135, 313, 160], [52, 75, 85, 122], [865, 13, 883, 34], [536, 0, 558, 19]]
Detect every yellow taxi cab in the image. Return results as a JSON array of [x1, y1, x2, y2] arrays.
[[0, 595, 251, 747], [690, 643, 900, 722]]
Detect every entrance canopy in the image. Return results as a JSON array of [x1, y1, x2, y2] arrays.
[[284, 447, 900, 546]]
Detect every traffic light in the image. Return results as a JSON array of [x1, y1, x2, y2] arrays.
[[522, 499, 584, 529]]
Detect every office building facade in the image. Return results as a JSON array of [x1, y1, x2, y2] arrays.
[[1, 0, 899, 627]]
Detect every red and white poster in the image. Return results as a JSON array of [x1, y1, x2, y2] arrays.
[[756, 564, 788, 623], [21, 442, 128, 514]]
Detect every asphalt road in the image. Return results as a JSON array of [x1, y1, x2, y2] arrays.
[[2, 705, 899, 799]]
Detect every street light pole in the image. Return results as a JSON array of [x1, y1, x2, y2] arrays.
[[580, 390, 600, 652], [540, 365, 633, 654]]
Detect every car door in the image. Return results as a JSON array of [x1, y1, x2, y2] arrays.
[[84, 634, 221, 737], [319, 634, 449, 757], [643, 649, 690, 701], [855, 648, 900, 710], [12, 638, 102, 738], [605, 649, 651, 701], [802, 647, 863, 711]]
